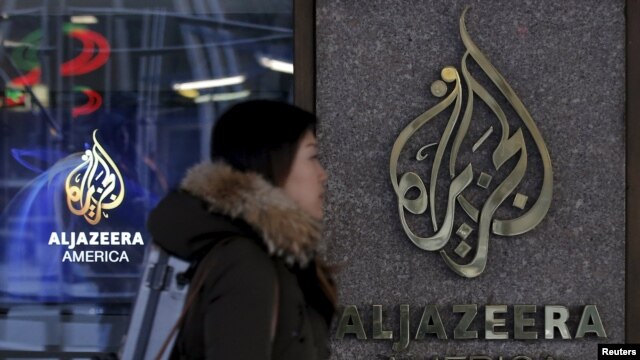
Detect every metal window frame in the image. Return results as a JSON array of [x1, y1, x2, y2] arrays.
[[293, 0, 315, 113]]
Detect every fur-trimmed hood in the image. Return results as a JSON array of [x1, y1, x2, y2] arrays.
[[148, 161, 321, 267]]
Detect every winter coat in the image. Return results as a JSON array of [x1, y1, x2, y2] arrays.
[[147, 161, 335, 360]]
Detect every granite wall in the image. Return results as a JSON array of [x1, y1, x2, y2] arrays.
[[316, 1, 625, 359]]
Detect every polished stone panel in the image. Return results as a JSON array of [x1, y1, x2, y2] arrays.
[[317, 0, 625, 359]]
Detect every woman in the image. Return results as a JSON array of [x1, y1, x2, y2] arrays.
[[147, 100, 336, 359]]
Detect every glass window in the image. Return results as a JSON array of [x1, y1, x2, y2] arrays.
[[0, 0, 296, 354]]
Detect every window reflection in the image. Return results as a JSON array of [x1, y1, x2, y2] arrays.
[[0, 0, 293, 353]]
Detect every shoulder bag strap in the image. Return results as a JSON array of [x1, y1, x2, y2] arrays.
[[154, 237, 281, 360], [154, 238, 228, 360]]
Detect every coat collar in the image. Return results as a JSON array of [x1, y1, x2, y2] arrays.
[[179, 161, 321, 267]]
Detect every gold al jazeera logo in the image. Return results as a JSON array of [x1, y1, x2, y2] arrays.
[[389, 8, 553, 278], [48, 130, 144, 263], [65, 129, 124, 225]]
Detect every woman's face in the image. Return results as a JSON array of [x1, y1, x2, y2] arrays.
[[283, 130, 328, 220]]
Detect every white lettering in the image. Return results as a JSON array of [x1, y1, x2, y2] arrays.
[[68, 232, 75, 250], [60, 250, 130, 263], [108, 251, 117, 262], [89, 232, 99, 245], [51, 232, 145, 248], [72, 251, 84, 262], [76, 232, 88, 246], [133, 232, 144, 245], [122, 232, 131, 245], [49, 233, 60, 246], [100, 232, 108, 245], [111, 232, 119, 245], [60, 232, 70, 247]]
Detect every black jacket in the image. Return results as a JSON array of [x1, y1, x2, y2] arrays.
[[147, 161, 334, 360]]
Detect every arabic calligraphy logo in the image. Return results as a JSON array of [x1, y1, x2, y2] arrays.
[[389, 8, 553, 278], [65, 130, 125, 225]]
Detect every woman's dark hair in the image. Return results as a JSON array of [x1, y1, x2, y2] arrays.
[[210, 100, 336, 309], [210, 100, 317, 186]]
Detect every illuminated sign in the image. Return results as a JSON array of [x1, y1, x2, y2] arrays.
[[389, 8, 553, 278], [48, 130, 143, 263], [65, 129, 125, 225]]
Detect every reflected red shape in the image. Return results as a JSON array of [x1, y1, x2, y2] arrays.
[[72, 88, 102, 118], [61, 29, 111, 76], [11, 68, 42, 87], [7, 27, 111, 116]]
